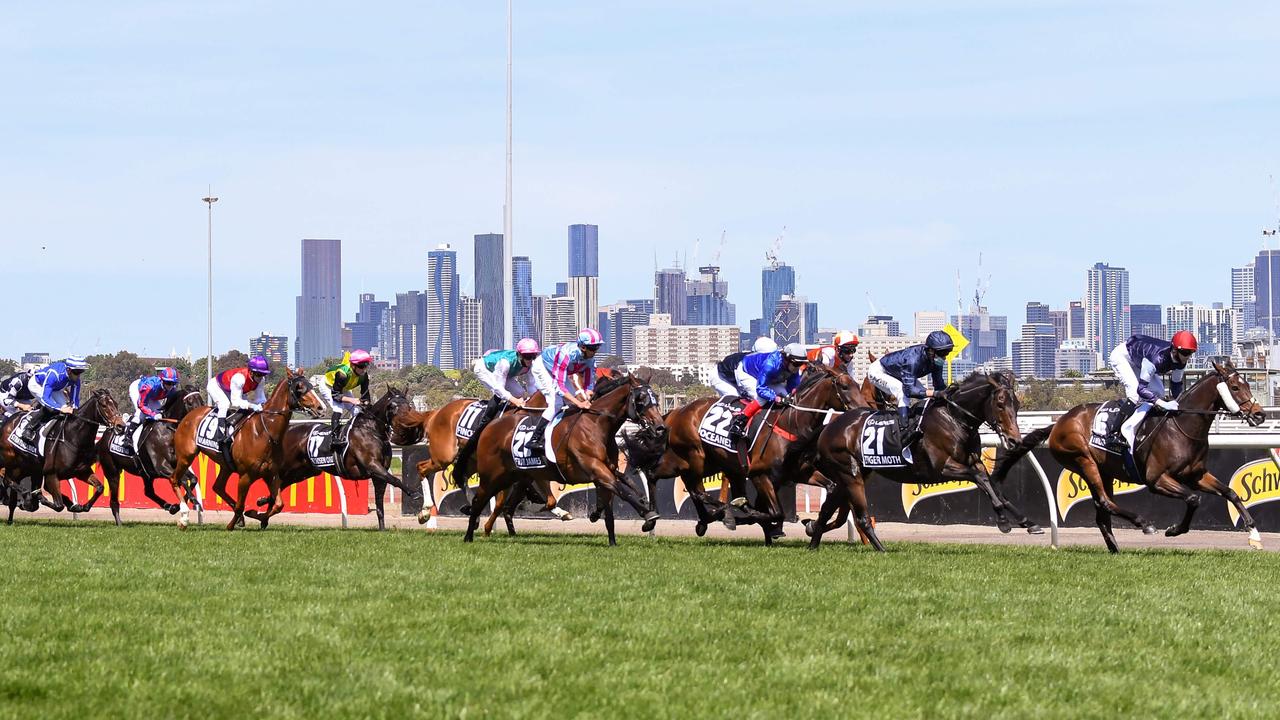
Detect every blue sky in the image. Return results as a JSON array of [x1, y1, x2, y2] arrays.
[[2, 1, 1278, 360]]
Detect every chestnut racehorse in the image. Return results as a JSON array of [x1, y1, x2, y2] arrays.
[[649, 363, 860, 544], [0, 389, 124, 524], [170, 369, 326, 530], [465, 373, 666, 545], [991, 360, 1266, 552], [807, 370, 1035, 550], [96, 385, 206, 525], [269, 387, 419, 530]]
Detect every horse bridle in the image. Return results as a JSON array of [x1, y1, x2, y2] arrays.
[[936, 382, 1017, 448]]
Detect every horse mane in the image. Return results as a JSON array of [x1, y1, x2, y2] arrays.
[[796, 364, 834, 393], [592, 373, 633, 397]]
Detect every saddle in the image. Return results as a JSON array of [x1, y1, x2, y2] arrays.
[[1090, 399, 1137, 455]]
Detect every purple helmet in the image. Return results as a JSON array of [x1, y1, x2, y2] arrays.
[[159, 367, 179, 384], [248, 356, 271, 374]]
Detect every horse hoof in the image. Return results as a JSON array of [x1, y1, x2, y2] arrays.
[[641, 514, 658, 533], [729, 496, 748, 508], [417, 512, 429, 525], [803, 519, 814, 537], [695, 522, 707, 537], [997, 520, 1013, 534], [1164, 526, 1181, 537], [165, 504, 179, 515], [178, 518, 189, 531], [1025, 524, 1044, 535], [236, 517, 246, 529], [589, 511, 601, 523], [1142, 525, 1158, 535], [559, 512, 574, 522], [458, 503, 473, 516]]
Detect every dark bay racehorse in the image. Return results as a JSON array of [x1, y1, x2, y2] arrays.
[[650, 363, 860, 544], [268, 387, 418, 530], [807, 370, 1035, 550], [992, 360, 1266, 552], [466, 373, 666, 545], [96, 385, 205, 525], [0, 389, 124, 524], [170, 369, 326, 530]]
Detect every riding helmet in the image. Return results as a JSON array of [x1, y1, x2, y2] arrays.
[[925, 331, 954, 354]]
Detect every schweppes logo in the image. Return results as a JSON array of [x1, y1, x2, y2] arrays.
[[1055, 470, 1143, 521], [899, 449, 997, 518], [1227, 455, 1280, 527]]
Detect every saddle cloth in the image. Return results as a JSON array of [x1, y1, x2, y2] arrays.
[[698, 398, 743, 451], [860, 411, 909, 468], [305, 422, 354, 470], [107, 422, 149, 458], [6, 412, 55, 459], [454, 401, 488, 441], [1089, 400, 1133, 455]]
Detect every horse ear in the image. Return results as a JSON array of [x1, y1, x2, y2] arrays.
[[1211, 360, 1225, 375]]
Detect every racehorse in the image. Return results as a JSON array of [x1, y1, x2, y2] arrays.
[[267, 387, 419, 530], [170, 368, 326, 530], [96, 385, 206, 525], [806, 370, 1036, 550], [0, 389, 124, 524], [991, 360, 1266, 552], [649, 362, 860, 544], [464, 373, 666, 545]]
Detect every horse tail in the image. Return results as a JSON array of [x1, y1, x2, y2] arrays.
[[990, 425, 1053, 484]]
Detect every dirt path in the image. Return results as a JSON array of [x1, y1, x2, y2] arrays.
[[43, 505, 1276, 551]]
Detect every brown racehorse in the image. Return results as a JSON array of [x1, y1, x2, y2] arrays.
[[991, 360, 1266, 552], [169, 369, 326, 530], [465, 373, 666, 545], [807, 370, 1035, 550], [0, 389, 124, 523], [649, 363, 861, 544], [96, 385, 206, 525], [269, 387, 418, 530]]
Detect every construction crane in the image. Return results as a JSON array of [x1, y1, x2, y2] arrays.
[[765, 226, 787, 268]]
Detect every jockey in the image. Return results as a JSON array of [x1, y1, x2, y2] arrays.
[[0, 370, 35, 416], [527, 329, 602, 453], [712, 337, 779, 398], [727, 343, 810, 439], [866, 331, 952, 447], [1107, 332, 1196, 479], [808, 331, 859, 371], [453, 338, 542, 477], [21, 355, 89, 444], [316, 350, 373, 454], [124, 367, 180, 437], [208, 355, 270, 432]]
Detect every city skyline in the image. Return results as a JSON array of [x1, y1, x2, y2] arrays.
[[3, 3, 1278, 359]]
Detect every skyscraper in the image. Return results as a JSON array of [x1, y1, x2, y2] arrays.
[[567, 275, 599, 333], [1085, 262, 1130, 360], [1025, 302, 1050, 324], [654, 267, 688, 325], [1012, 323, 1058, 379], [1068, 300, 1085, 339], [568, 224, 599, 277], [772, 295, 806, 344], [761, 262, 796, 336], [460, 295, 484, 361], [804, 302, 819, 344], [426, 244, 460, 369], [474, 233, 505, 353], [952, 307, 1008, 364], [686, 266, 735, 326], [344, 292, 387, 353], [295, 238, 342, 368], [1253, 250, 1280, 333], [601, 302, 653, 362], [1048, 310, 1068, 344], [392, 290, 427, 368], [249, 332, 289, 365], [542, 296, 578, 346], [512, 256, 534, 342], [1233, 262, 1257, 338], [914, 311, 947, 337]]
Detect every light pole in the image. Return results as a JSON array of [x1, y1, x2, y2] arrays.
[[502, 0, 514, 348], [202, 188, 218, 383]]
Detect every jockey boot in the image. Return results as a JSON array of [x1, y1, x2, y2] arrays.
[[21, 406, 51, 444], [896, 406, 923, 448], [727, 412, 749, 440], [526, 417, 551, 454], [217, 417, 234, 460], [321, 411, 341, 455], [1122, 450, 1144, 486]]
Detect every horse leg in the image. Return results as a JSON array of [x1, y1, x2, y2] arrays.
[[1075, 458, 1123, 552], [105, 468, 123, 525], [1193, 472, 1262, 547], [5, 481, 17, 525], [602, 471, 659, 532], [946, 461, 1041, 535], [372, 477, 387, 531], [226, 474, 253, 531], [483, 488, 507, 537], [74, 472, 106, 513], [806, 484, 845, 551], [39, 472, 65, 512], [464, 479, 497, 542], [597, 485, 617, 546], [1099, 474, 1156, 533], [1147, 473, 1199, 537], [143, 476, 178, 514], [682, 475, 720, 536]]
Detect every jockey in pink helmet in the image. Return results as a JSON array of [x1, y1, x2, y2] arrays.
[[527, 328, 603, 453], [453, 338, 543, 483], [315, 349, 374, 455]]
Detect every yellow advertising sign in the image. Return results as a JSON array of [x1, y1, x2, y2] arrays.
[[1055, 470, 1143, 521], [942, 323, 970, 385], [902, 480, 975, 518], [1228, 457, 1280, 527]]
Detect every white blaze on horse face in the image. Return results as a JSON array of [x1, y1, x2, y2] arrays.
[[1216, 382, 1241, 414]]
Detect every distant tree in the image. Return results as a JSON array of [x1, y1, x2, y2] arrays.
[[596, 354, 624, 369], [83, 351, 156, 400], [1062, 369, 1083, 379], [0, 358, 16, 376]]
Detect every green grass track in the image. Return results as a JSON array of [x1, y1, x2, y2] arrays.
[[2, 521, 1280, 718]]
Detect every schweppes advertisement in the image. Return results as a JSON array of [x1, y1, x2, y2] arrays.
[[1055, 470, 1143, 522], [1228, 457, 1280, 527], [900, 449, 995, 518]]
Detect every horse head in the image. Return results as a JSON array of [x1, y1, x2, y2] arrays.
[[285, 368, 326, 418], [85, 388, 125, 428], [622, 374, 668, 460], [165, 384, 205, 419], [1211, 360, 1267, 427], [947, 371, 1021, 450]]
